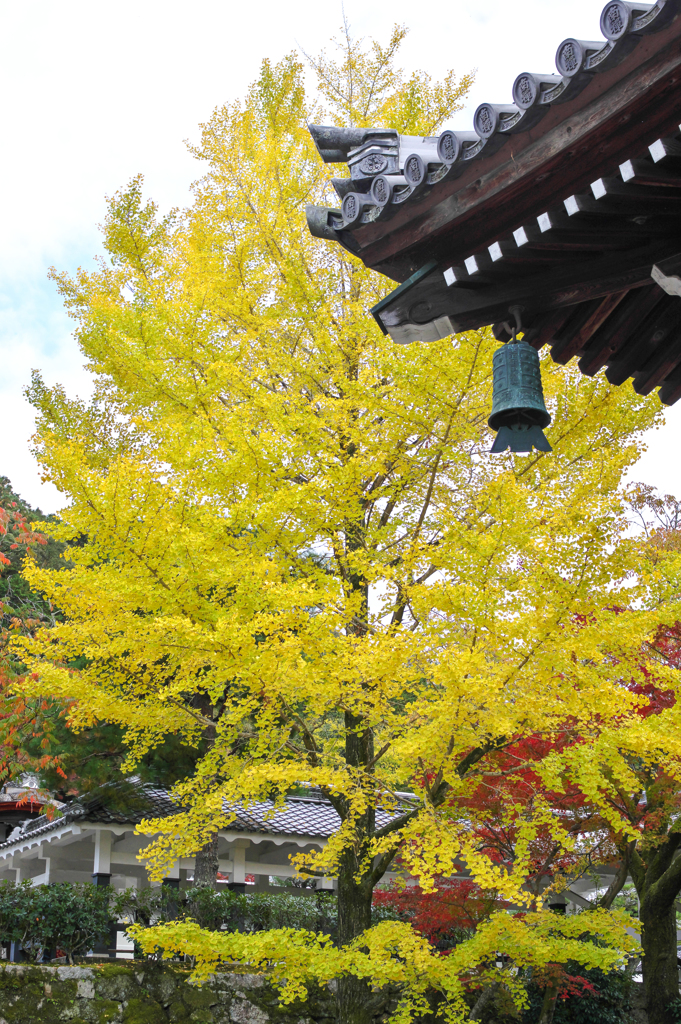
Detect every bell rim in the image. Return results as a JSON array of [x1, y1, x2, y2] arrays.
[[488, 407, 552, 431]]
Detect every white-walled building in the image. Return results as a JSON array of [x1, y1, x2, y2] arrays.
[[0, 786, 387, 892]]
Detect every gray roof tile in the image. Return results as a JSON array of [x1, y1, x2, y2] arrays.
[[0, 785, 404, 849]]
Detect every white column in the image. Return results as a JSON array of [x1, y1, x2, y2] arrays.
[[10, 853, 27, 883], [232, 839, 249, 884], [93, 830, 112, 875], [36, 843, 52, 884], [31, 855, 51, 886], [317, 877, 334, 890]]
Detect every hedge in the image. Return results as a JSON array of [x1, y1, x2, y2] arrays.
[[0, 879, 111, 963], [0, 881, 404, 963]]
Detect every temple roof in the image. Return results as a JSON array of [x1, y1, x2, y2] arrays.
[[307, 0, 681, 405], [0, 786, 405, 850]]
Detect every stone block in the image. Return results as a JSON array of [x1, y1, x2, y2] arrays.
[[79, 998, 122, 1023], [168, 1000, 191, 1022], [96, 969, 140, 1003], [209, 1006, 233, 1024], [183, 986, 218, 1010], [230, 998, 269, 1024], [78, 978, 96, 999], [229, 976, 265, 991], [146, 969, 179, 1006], [57, 965, 95, 982], [122, 997, 168, 1023]]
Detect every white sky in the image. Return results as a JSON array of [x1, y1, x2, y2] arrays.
[[1, 0, 679, 513]]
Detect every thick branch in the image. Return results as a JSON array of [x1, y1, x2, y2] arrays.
[[470, 984, 499, 1022], [372, 744, 495, 843], [369, 847, 398, 888], [645, 831, 681, 890], [597, 853, 630, 910], [645, 836, 681, 911], [628, 845, 647, 895]]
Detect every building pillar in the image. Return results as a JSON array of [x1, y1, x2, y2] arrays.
[[10, 854, 26, 884], [229, 839, 249, 891], [92, 830, 112, 886], [8, 941, 24, 963], [91, 831, 114, 956], [163, 863, 180, 889]]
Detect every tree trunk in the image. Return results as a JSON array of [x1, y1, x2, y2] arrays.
[[193, 833, 219, 888], [469, 982, 498, 1020], [641, 897, 679, 1024], [336, 848, 375, 1024], [537, 981, 559, 1024]]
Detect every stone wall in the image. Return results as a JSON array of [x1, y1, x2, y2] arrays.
[[0, 962, 336, 1024]]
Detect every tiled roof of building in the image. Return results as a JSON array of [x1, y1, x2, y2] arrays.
[[307, 1, 679, 246], [306, 1, 681, 406], [0, 786, 406, 849]]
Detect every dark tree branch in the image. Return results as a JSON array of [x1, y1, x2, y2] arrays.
[[628, 846, 647, 895], [369, 847, 398, 888], [598, 851, 631, 910], [646, 835, 681, 910], [371, 743, 496, 842]]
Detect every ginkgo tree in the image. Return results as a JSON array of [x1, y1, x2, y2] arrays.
[[15, 23, 681, 1024]]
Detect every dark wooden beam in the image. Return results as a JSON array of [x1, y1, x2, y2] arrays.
[[488, 239, 578, 266], [549, 291, 630, 365], [620, 157, 681, 188], [525, 308, 575, 351], [518, 229, 652, 252], [431, 236, 681, 332], [578, 286, 666, 375], [605, 298, 681, 386], [634, 330, 681, 394], [659, 366, 681, 404], [649, 135, 681, 163], [588, 177, 681, 214]]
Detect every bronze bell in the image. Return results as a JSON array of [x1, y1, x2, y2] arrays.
[[489, 335, 552, 454]]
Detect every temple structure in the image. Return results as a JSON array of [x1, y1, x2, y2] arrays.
[[0, 787, 342, 958], [0, 787, 340, 893], [307, 0, 681, 405]]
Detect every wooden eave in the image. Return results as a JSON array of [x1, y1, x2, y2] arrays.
[[349, 13, 681, 278], [307, 0, 681, 405]]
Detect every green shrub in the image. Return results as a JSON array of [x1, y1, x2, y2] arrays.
[[111, 884, 182, 927], [521, 964, 632, 1024], [48, 882, 112, 963], [0, 880, 111, 963], [0, 880, 56, 961], [182, 886, 338, 936], [244, 889, 337, 934], [0, 881, 347, 963]]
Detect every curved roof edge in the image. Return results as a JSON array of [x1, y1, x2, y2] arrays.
[[307, 0, 681, 279]]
